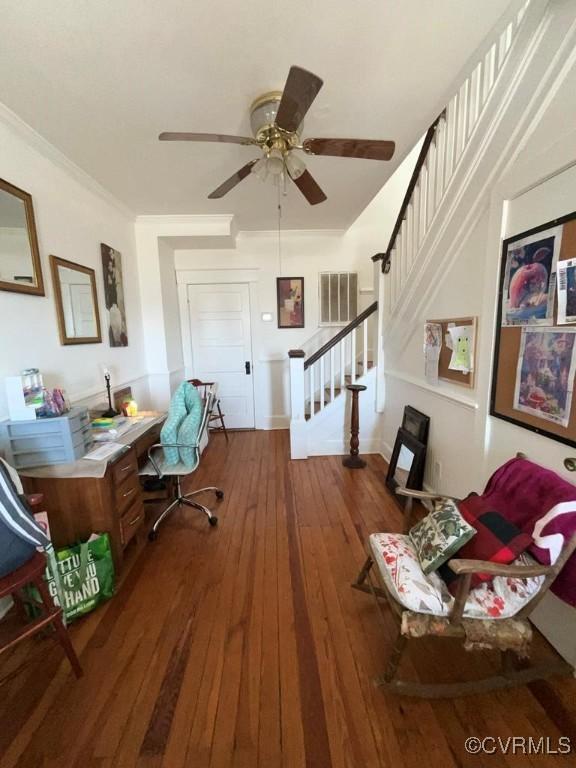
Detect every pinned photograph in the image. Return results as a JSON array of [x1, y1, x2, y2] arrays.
[[101, 243, 128, 347], [501, 225, 562, 326], [513, 328, 576, 427], [448, 325, 474, 374], [557, 257, 576, 325], [424, 322, 442, 384]]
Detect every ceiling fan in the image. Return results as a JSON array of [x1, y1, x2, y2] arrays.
[[159, 65, 395, 206]]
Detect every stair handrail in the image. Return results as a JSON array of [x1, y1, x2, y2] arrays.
[[372, 112, 444, 274], [304, 301, 378, 370]]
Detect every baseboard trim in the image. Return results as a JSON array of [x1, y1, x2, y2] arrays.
[[257, 415, 290, 430]]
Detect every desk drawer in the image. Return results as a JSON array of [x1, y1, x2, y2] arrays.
[[112, 448, 138, 485], [120, 498, 144, 547], [115, 472, 141, 515], [135, 425, 162, 463]]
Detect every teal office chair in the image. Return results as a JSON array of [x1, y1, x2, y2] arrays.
[[139, 386, 223, 540]]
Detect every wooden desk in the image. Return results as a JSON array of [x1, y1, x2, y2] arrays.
[[22, 417, 164, 575]]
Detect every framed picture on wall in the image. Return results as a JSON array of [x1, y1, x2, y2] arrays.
[[101, 243, 129, 347], [276, 276, 304, 329]]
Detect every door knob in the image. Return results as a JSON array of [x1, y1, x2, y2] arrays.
[[245, 361, 251, 375]]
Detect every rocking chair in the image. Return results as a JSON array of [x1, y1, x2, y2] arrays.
[[352, 479, 576, 698]]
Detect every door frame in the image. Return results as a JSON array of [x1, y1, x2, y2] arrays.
[[178, 270, 259, 428]]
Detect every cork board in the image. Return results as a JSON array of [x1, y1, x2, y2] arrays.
[[490, 211, 576, 447], [427, 316, 477, 388]]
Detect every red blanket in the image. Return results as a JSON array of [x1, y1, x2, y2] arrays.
[[466, 457, 576, 606]]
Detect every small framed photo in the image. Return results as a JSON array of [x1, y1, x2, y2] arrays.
[[277, 277, 304, 329], [401, 406, 430, 445], [386, 428, 426, 497], [114, 386, 133, 415]]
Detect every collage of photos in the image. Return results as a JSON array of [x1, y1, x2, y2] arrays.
[[499, 218, 576, 431]]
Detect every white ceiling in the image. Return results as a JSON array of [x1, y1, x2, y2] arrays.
[[0, 0, 513, 230]]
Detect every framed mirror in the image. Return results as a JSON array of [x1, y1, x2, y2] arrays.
[[385, 428, 426, 499], [0, 178, 44, 295], [50, 255, 102, 345]]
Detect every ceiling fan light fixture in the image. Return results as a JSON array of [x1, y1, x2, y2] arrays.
[[285, 152, 306, 180], [160, 65, 395, 207], [267, 148, 285, 176], [251, 156, 268, 182]]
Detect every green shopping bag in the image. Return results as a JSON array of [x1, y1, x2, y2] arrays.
[[41, 533, 115, 622]]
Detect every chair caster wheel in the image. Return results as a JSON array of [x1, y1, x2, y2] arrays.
[[215, 490, 224, 500], [148, 529, 158, 542], [208, 516, 218, 527]]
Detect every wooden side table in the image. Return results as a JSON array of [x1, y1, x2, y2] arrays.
[[343, 384, 367, 469]]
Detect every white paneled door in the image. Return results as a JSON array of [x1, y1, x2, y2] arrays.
[[188, 283, 255, 429]]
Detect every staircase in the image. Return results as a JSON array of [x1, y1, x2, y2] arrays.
[[288, 302, 378, 458]]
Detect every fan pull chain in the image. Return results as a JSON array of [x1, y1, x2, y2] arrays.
[[277, 182, 282, 276]]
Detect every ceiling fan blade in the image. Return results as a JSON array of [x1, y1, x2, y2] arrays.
[[303, 138, 395, 161], [291, 169, 327, 206], [275, 66, 323, 133], [159, 132, 257, 146], [208, 160, 258, 199]]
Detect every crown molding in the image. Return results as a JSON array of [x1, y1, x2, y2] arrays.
[[135, 214, 235, 227], [0, 101, 135, 221], [135, 214, 236, 239], [237, 228, 346, 239]]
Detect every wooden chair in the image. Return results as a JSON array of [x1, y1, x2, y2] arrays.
[[352, 484, 576, 698], [0, 550, 82, 679], [189, 379, 229, 442]]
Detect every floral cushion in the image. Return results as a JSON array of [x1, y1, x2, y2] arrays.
[[369, 532, 544, 620], [409, 499, 476, 574]]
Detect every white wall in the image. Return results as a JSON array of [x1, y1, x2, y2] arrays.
[[0, 107, 148, 422], [134, 215, 235, 409], [158, 238, 184, 374]]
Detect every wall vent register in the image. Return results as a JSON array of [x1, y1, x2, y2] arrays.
[[319, 272, 358, 326]]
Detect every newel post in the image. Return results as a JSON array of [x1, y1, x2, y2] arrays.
[[288, 349, 308, 460]]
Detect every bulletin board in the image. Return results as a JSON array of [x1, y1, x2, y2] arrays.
[[490, 210, 576, 447], [426, 316, 477, 388]]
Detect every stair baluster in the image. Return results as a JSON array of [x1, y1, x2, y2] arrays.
[[288, 301, 378, 458], [372, 1, 529, 313]]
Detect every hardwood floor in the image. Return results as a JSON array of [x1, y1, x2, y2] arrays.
[[1, 430, 575, 767]]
